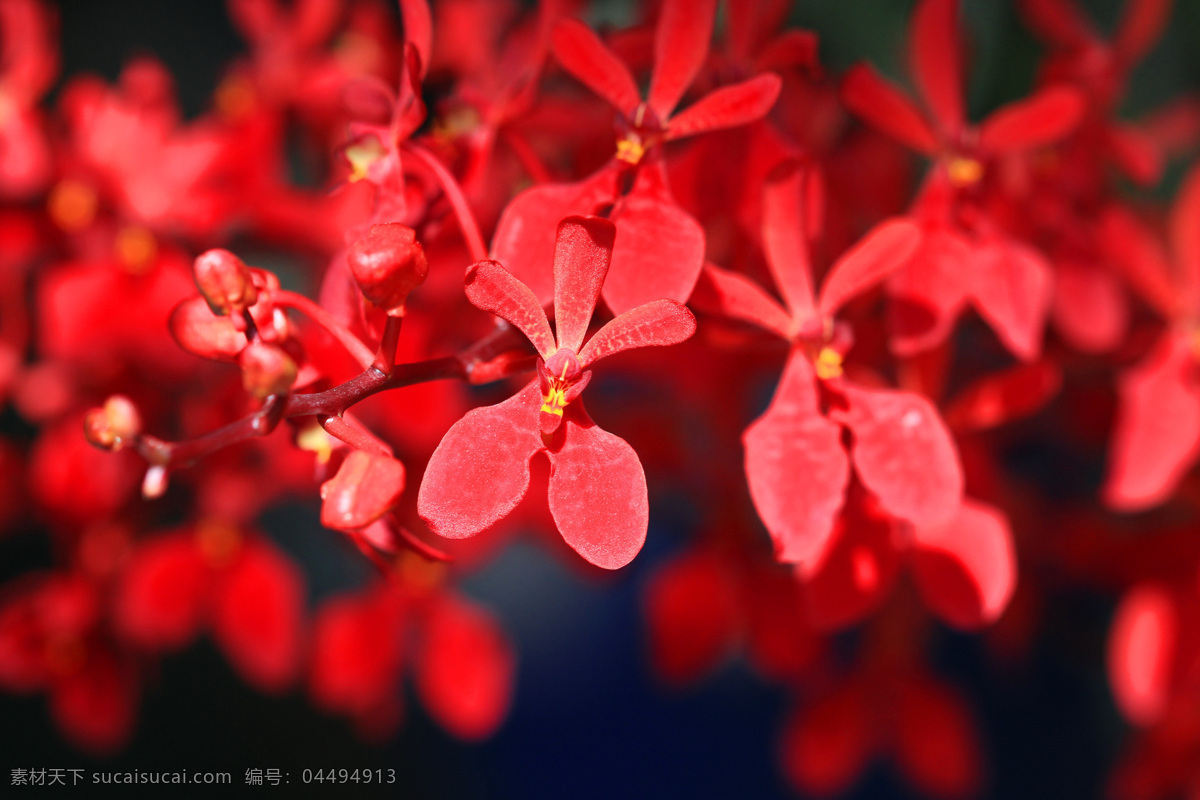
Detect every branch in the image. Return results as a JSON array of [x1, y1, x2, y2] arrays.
[[128, 322, 536, 472]]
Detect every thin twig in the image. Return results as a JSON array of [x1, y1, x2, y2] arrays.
[[405, 141, 489, 262]]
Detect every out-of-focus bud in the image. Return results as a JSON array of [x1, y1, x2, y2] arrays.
[[142, 465, 169, 499], [170, 296, 250, 361], [239, 341, 297, 399], [194, 248, 257, 316], [320, 450, 406, 531], [346, 224, 428, 316], [84, 396, 142, 452]]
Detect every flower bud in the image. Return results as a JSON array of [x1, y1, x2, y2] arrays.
[[320, 450, 406, 531], [170, 296, 248, 361], [239, 341, 297, 399], [83, 396, 142, 452], [346, 224, 428, 316], [194, 248, 257, 316], [142, 465, 169, 499]]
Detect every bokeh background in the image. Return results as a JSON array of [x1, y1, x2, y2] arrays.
[[3, 1, 1200, 797]]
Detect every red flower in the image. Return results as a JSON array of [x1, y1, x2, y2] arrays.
[[1101, 162, 1200, 510], [644, 544, 823, 686], [113, 523, 305, 694], [798, 486, 1017, 632], [309, 581, 515, 742], [783, 670, 983, 799], [418, 215, 695, 569], [696, 162, 959, 572], [842, 0, 1084, 361], [340, 44, 425, 218], [0, 0, 56, 200], [1021, 0, 1175, 184], [0, 573, 138, 755], [491, 0, 781, 314]]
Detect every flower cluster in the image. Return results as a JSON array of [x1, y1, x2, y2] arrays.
[[1, 0, 1199, 796]]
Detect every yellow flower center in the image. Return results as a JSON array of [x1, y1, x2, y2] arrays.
[[947, 156, 984, 187], [345, 136, 386, 182], [814, 347, 844, 380], [616, 135, 646, 165], [540, 358, 577, 416], [115, 226, 157, 274], [48, 180, 97, 232]]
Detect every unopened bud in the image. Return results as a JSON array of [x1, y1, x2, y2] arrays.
[[83, 396, 141, 452], [142, 465, 169, 499], [194, 248, 257, 316], [170, 296, 250, 361], [320, 450, 406, 531], [346, 224, 428, 316], [239, 341, 297, 399]]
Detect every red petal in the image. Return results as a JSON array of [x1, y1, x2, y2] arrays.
[[842, 64, 938, 154], [212, 538, 305, 693], [1107, 584, 1175, 726], [399, 0, 433, 78], [801, 495, 902, 630], [168, 296, 248, 361], [818, 219, 921, 317], [578, 299, 695, 367], [552, 19, 641, 115], [726, 0, 786, 63], [743, 350, 849, 570], [295, 0, 343, 48], [944, 360, 1062, 431], [552, 216, 616, 353], [114, 534, 208, 651], [893, 677, 983, 799], [31, 417, 141, 525], [310, 592, 403, 723], [418, 381, 544, 538], [342, 76, 396, 125], [648, 0, 717, 119], [743, 566, 823, 680], [887, 225, 972, 355], [1018, 0, 1097, 49], [665, 73, 782, 140], [836, 383, 963, 527], [465, 260, 556, 357], [910, 0, 965, 136], [1170, 161, 1200, 311], [1107, 123, 1163, 186], [0, 0, 56, 100], [761, 161, 818, 322], [603, 161, 706, 314], [1099, 205, 1176, 318], [758, 29, 821, 73], [690, 263, 793, 339], [320, 451, 406, 532], [644, 548, 741, 684], [491, 168, 619, 304], [545, 406, 648, 569], [978, 85, 1086, 154], [1104, 333, 1200, 510], [964, 239, 1053, 362], [781, 685, 874, 797], [0, 594, 49, 692], [1050, 257, 1128, 353], [51, 648, 137, 756], [415, 595, 515, 740], [911, 498, 1017, 629], [1113, 0, 1172, 66]]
